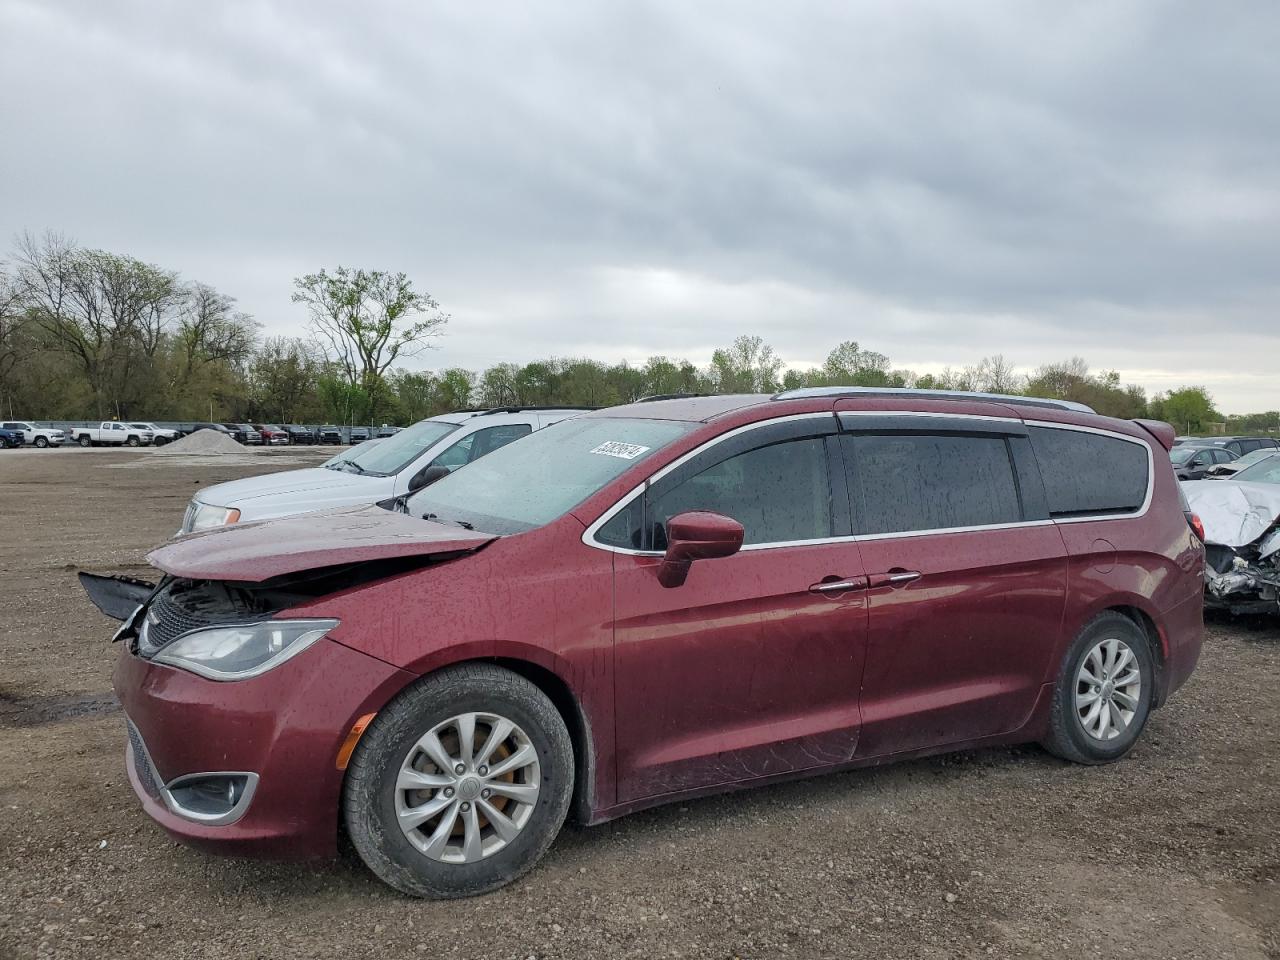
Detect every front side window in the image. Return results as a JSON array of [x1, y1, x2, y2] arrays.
[[645, 438, 832, 549], [407, 417, 693, 534], [845, 433, 1021, 535], [431, 424, 532, 471], [1028, 426, 1149, 517]]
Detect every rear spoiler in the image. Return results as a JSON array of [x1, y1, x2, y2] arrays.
[[1131, 419, 1175, 451]]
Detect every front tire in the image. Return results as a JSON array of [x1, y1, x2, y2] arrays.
[[344, 664, 574, 898], [127, 436, 140, 447], [34, 436, 48, 448], [1041, 611, 1154, 764]]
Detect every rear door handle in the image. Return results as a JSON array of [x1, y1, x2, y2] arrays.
[[867, 570, 922, 589], [809, 576, 868, 594]]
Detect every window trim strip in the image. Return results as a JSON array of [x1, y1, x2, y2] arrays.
[[582, 413, 1157, 556]]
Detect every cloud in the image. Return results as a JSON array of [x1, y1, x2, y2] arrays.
[[2, 0, 1278, 411]]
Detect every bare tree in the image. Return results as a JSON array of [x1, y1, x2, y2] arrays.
[[173, 282, 259, 383], [13, 232, 183, 416], [0, 264, 30, 402]]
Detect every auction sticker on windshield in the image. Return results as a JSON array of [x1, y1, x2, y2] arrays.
[[590, 441, 651, 460]]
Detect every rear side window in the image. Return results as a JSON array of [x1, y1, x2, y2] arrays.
[[845, 434, 1021, 535], [647, 438, 832, 548], [1028, 426, 1149, 517]]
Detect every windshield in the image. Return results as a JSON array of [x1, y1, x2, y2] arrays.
[[329, 418, 460, 476], [1229, 449, 1277, 470], [1169, 448, 1198, 464], [406, 416, 694, 534], [1232, 454, 1280, 485]]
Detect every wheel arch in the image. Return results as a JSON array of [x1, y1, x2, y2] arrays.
[[1104, 603, 1168, 708], [357, 652, 599, 825], [488, 657, 596, 824]]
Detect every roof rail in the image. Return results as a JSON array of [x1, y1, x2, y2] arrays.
[[771, 386, 1095, 414], [634, 393, 708, 403], [459, 405, 600, 416]]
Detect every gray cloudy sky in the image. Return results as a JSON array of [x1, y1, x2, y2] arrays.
[[2, 1, 1278, 411]]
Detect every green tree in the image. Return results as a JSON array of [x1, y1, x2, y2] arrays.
[[708, 335, 783, 393], [1150, 387, 1219, 433], [292, 266, 447, 423]]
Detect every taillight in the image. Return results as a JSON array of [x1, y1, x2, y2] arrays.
[[1186, 511, 1205, 543]]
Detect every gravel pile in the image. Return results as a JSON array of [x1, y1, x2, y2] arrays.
[[153, 429, 248, 454]]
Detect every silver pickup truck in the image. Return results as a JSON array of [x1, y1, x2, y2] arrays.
[[71, 421, 154, 447], [1, 421, 66, 448]]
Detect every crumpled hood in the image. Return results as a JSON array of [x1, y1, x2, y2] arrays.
[[148, 505, 495, 582], [197, 467, 387, 506], [1183, 480, 1280, 549]]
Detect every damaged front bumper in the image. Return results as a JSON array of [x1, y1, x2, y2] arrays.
[[1204, 544, 1280, 614], [1184, 480, 1280, 616]]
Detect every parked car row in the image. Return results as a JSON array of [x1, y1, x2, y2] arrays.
[[0, 419, 405, 449], [83, 387, 1206, 900], [1168, 435, 1280, 480], [1, 421, 68, 448]]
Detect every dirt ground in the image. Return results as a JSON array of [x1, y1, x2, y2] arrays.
[[1, 449, 1278, 960]]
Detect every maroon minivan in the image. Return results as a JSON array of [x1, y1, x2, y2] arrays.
[[84, 389, 1205, 898]]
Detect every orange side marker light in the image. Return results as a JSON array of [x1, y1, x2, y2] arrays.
[[335, 713, 377, 770]]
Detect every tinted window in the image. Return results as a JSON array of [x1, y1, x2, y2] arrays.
[[1213, 449, 1235, 464], [646, 438, 832, 548], [431, 424, 532, 470], [1029, 426, 1149, 517], [847, 434, 1021, 535]]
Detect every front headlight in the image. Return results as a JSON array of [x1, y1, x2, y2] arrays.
[[187, 501, 241, 532], [152, 619, 339, 681]]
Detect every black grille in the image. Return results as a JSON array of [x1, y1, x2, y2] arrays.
[[126, 719, 161, 799], [138, 581, 261, 655], [140, 588, 213, 653]]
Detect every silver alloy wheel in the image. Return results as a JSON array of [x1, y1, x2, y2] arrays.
[[1075, 637, 1142, 741], [394, 712, 541, 864]]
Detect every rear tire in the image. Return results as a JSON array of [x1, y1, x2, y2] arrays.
[[78, 436, 91, 448], [343, 664, 574, 898], [1041, 611, 1154, 764]]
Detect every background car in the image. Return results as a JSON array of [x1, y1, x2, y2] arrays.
[[350, 426, 371, 443], [218, 423, 251, 443], [187, 422, 239, 440], [376, 425, 402, 438], [285, 425, 316, 445], [253, 424, 289, 445], [128, 422, 178, 446], [318, 425, 343, 445], [224, 423, 262, 445], [2, 420, 65, 448], [0, 425, 25, 448], [1171, 444, 1237, 480], [180, 407, 590, 532], [1190, 436, 1279, 458], [1204, 448, 1280, 478]]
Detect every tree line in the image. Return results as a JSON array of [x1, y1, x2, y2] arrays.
[[0, 232, 1273, 436]]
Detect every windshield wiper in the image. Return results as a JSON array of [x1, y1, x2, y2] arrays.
[[422, 512, 475, 530], [327, 458, 367, 474]]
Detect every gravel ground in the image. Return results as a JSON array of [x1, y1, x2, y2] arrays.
[[1, 451, 1277, 959]]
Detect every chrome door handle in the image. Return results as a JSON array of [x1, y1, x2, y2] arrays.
[[868, 570, 922, 588], [809, 578, 866, 594]]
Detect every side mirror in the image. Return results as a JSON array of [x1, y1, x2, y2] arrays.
[[409, 464, 451, 492], [658, 511, 744, 588]]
